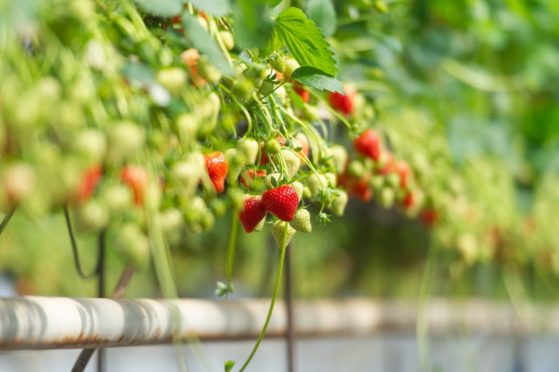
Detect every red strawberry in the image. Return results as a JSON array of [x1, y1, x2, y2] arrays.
[[205, 152, 229, 193], [294, 85, 310, 103], [354, 129, 381, 160], [239, 196, 267, 232], [240, 169, 267, 189], [328, 85, 355, 116], [420, 208, 438, 227], [77, 165, 102, 202], [394, 160, 411, 189], [402, 191, 414, 209], [121, 165, 149, 206], [262, 185, 299, 221]]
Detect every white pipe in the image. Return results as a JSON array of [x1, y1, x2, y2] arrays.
[[0, 297, 557, 350]]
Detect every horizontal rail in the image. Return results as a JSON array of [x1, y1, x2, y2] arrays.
[[0, 296, 558, 350]]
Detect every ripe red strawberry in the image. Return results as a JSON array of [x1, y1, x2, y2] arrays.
[[402, 191, 414, 209], [240, 169, 267, 189], [394, 160, 411, 189], [420, 208, 438, 227], [262, 185, 299, 221], [77, 165, 102, 202], [294, 85, 310, 103], [121, 165, 149, 206], [181, 48, 206, 87], [328, 85, 355, 116], [239, 196, 267, 232], [354, 129, 381, 160], [205, 152, 229, 193]]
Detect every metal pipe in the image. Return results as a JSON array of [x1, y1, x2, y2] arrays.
[[0, 297, 558, 350]]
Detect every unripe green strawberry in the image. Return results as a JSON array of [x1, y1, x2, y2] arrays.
[[265, 172, 282, 187], [273, 85, 288, 105], [232, 79, 254, 101], [159, 208, 184, 245], [209, 198, 227, 217], [272, 220, 296, 249], [111, 223, 150, 268], [290, 209, 312, 233], [379, 187, 395, 208], [198, 56, 223, 83], [276, 149, 301, 179], [307, 173, 328, 196], [348, 160, 365, 178], [2, 163, 35, 206], [330, 145, 348, 174], [176, 113, 198, 145], [183, 197, 206, 224], [219, 30, 235, 50], [370, 175, 385, 192], [74, 200, 109, 233], [330, 191, 348, 216], [253, 217, 266, 232], [259, 79, 275, 96], [237, 138, 259, 165], [374, 0, 389, 13], [144, 182, 162, 211], [107, 121, 145, 164], [283, 58, 299, 80], [324, 172, 337, 188], [172, 155, 204, 195], [156, 68, 187, 95], [291, 181, 304, 199], [74, 129, 106, 164], [200, 209, 215, 231], [386, 173, 400, 189], [270, 54, 285, 73], [101, 184, 132, 215], [265, 137, 282, 154], [229, 188, 246, 210]]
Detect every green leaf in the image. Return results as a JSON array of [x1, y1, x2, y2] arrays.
[[273, 7, 337, 76], [291, 66, 343, 93], [182, 13, 233, 75], [306, 0, 336, 37], [233, 0, 273, 49], [189, 0, 230, 17], [134, 0, 182, 16]]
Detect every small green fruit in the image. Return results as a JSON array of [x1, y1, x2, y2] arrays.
[[272, 220, 296, 249], [290, 209, 312, 233], [330, 191, 348, 217]]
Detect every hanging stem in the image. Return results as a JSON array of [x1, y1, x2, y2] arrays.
[[238, 229, 289, 372], [63, 207, 101, 279], [0, 208, 16, 236], [226, 213, 239, 291]]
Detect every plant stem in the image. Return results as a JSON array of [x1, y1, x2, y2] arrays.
[[0, 208, 16, 236], [238, 231, 288, 372], [226, 213, 239, 289]]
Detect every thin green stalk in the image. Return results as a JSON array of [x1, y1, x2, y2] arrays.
[[238, 231, 288, 372], [226, 214, 239, 288]]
